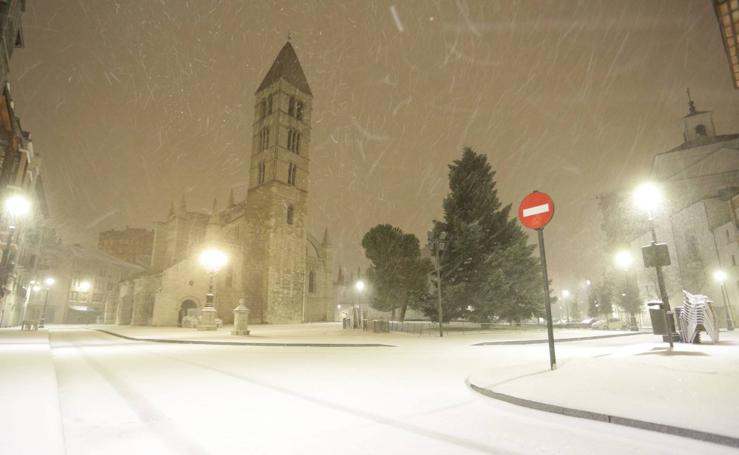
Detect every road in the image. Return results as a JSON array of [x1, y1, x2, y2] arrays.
[[43, 328, 731, 454]]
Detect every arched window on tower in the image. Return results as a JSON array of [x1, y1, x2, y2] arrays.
[[286, 204, 294, 225], [287, 128, 301, 154], [257, 160, 265, 184], [259, 127, 269, 151], [296, 101, 304, 121], [308, 270, 316, 293], [287, 162, 297, 186], [288, 96, 296, 117], [267, 94, 273, 115], [695, 124, 707, 137]]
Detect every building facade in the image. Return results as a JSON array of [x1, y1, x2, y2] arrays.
[[106, 41, 334, 327], [598, 97, 739, 325], [98, 227, 154, 267]]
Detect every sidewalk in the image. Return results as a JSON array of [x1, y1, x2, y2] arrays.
[[81, 322, 640, 348], [0, 328, 65, 454], [467, 330, 739, 447]]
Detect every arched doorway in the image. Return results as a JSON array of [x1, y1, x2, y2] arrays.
[[178, 300, 198, 327]]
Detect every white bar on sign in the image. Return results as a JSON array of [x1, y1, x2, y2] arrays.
[[522, 203, 549, 217]]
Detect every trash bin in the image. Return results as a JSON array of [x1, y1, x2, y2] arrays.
[[647, 301, 676, 340]]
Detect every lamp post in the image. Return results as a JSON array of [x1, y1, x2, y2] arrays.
[[198, 247, 228, 331], [38, 277, 55, 328], [633, 182, 673, 347], [354, 279, 365, 330], [561, 289, 571, 323], [427, 229, 447, 337], [714, 270, 734, 331], [614, 249, 638, 330], [1, 193, 31, 282]]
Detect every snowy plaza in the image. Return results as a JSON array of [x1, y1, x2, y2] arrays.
[[2, 324, 738, 454]]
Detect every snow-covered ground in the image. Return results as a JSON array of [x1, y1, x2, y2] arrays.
[[469, 330, 739, 440], [1, 326, 736, 454]]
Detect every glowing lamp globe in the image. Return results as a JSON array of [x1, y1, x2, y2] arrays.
[[633, 182, 663, 214], [614, 250, 634, 271], [4, 194, 31, 218], [355, 280, 365, 293], [199, 248, 228, 273], [714, 270, 727, 284]]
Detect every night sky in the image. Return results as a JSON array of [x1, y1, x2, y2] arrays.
[[8, 0, 739, 289]]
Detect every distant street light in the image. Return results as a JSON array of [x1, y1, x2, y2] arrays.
[[428, 229, 447, 337], [714, 270, 735, 331], [39, 277, 55, 328], [1, 193, 31, 278], [584, 279, 591, 287], [614, 250, 634, 271], [633, 181, 673, 347], [561, 289, 571, 323], [198, 247, 228, 330], [614, 250, 639, 331], [354, 279, 365, 329], [78, 280, 91, 292]]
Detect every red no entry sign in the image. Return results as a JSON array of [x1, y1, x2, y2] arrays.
[[518, 191, 555, 230]]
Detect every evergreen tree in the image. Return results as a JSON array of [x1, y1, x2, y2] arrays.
[[593, 276, 615, 317], [361, 224, 432, 321], [429, 147, 543, 322]]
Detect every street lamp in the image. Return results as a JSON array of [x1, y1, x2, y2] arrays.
[[354, 279, 365, 329], [614, 250, 639, 330], [1, 193, 31, 279], [198, 247, 228, 331], [633, 181, 673, 347], [614, 250, 634, 271], [714, 270, 735, 331], [561, 289, 571, 323], [38, 277, 55, 328], [428, 229, 447, 337]]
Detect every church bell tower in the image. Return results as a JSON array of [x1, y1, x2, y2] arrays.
[[244, 41, 312, 323]]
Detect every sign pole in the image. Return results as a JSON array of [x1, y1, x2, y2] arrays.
[[537, 228, 556, 370]]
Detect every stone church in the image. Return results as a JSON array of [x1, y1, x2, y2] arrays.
[[105, 41, 335, 326]]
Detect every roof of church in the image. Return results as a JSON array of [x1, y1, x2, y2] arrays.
[[256, 41, 312, 95], [663, 134, 739, 153]]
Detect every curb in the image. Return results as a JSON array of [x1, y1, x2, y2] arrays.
[[94, 329, 396, 348], [472, 331, 646, 346], [467, 380, 739, 448]]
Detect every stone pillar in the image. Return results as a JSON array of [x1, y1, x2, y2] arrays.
[[232, 299, 250, 336], [197, 306, 218, 331]]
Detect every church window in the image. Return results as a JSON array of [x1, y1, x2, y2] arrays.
[[259, 127, 270, 151], [258, 160, 265, 184], [733, 255, 737, 267], [267, 94, 273, 115], [259, 100, 266, 119], [287, 128, 301, 154], [288, 96, 296, 117], [695, 124, 707, 137], [308, 270, 316, 293], [287, 204, 294, 225], [287, 162, 297, 186], [296, 101, 304, 121]]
